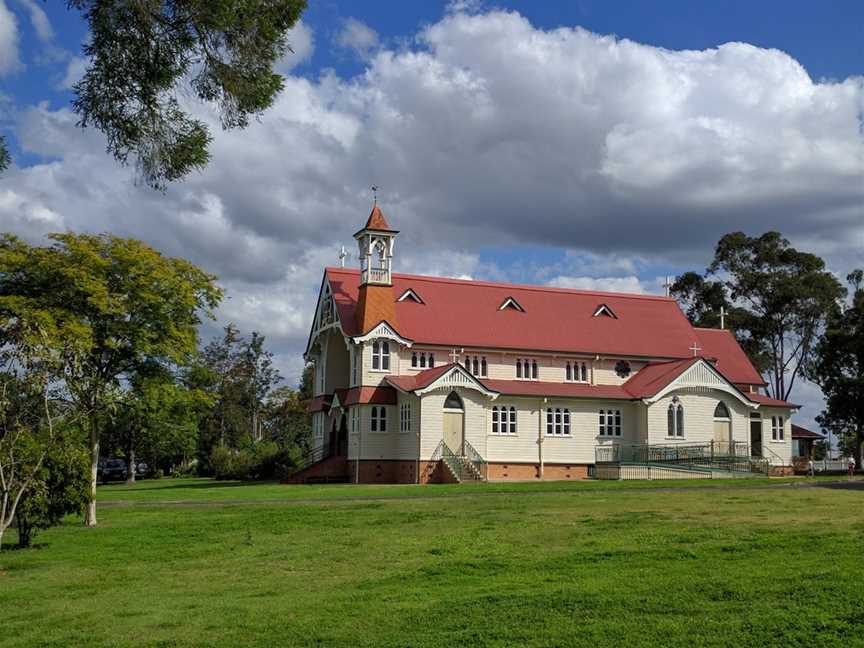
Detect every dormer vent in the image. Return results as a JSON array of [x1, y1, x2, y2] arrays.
[[397, 288, 424, 304], [593, 304, 617, 319], [498, 296, 525, 312]]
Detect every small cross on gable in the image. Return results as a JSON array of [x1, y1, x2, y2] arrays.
[[690, 342, 702, 357], [448, 348, 461, 364]]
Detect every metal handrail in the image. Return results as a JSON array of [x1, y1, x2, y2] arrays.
[[595, 441, 770, 476], [462, 439, 487, 480]]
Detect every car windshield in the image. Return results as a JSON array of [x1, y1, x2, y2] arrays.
[[106, 460, 125, 468]]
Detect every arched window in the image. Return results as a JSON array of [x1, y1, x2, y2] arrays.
[[481, 357, 488, 377], [373, 239, 387, 270], [420, 353, 427, 368], [566, 362, 572, 381], [599, 410, 606, 436], [411, 352, 418, 368], [531, 360, 538, 380], [429, 353, 435, 368], [546, 408, 553, 435], [473, 356, 479, 376], [676, 404, 684, 438], [492, 406, 499, 434], [667, 404, 675, 437], [379, 407, 387, 432], [444, 391, 464, 411], [580, 363, 588, 382], [371, 406, 379, 432], [516, 359, 523, 379], [714, 402, 730, 419], [563, 409, 571, 435], [508, 406, 517, 434]]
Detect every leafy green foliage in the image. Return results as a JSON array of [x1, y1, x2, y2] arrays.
[[70, 0, 307, 189], [15, 428, 90, 548], [208, 442, 299, 480], [810, 270, 864, 463], [0, 232, 223, 525], [670, 271, 769, 372]]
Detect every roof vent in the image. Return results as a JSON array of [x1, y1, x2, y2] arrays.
[[593, 304, 617, 319], [397, 288, 424, 304], [498, 297, 525, 312]]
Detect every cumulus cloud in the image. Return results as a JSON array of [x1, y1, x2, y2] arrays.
[[0, 0, 21, 75], [276, 20, 314, 73], [16, 0, 51, 43], [3, 8, 863, 399], [335, 17, 378, 59]]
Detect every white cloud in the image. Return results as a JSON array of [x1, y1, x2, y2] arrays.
[[58, 56, 88, 90], [16, 0, 51, 43], [0, 0, 21, 76], [276, 20, 314, 73], [335, 17, 379, 59], [546, 275, 653, 294], [3, 8, 864, 392]]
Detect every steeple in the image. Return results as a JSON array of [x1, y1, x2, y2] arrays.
[[354, 198, 399, 333], [354, 200, 399, 287]]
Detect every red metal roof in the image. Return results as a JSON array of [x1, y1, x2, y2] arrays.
[[792, 424, 823, 439], [306, 395, 332, 414], [748, 393, 800, 409], [694, 328, 765, 386], [618, 358, 699, 398], [330, 268, 702, 358], [356, 204, 397, 234], [341, 386, 397, 406], [386, 364, 455, 392]]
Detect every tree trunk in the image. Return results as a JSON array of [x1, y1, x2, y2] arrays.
[[126, 445, 136, 485], [15, 513, 32, 548], [84, 419, 99, 527]]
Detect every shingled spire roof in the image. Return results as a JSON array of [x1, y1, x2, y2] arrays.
[[361, 203, 398, 233]]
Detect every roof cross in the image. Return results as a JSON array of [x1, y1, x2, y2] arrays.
[[719, 306, 727, 330], [449, 348, 462, 364], [690, 342, 702, 357], [338, 245, 348, 268]]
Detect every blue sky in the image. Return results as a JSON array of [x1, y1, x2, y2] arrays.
[[1, 1, 863, 428]]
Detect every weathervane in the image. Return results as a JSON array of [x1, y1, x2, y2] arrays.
[[371, 185, 379, 205]]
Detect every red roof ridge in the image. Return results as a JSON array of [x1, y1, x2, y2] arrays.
[[325, 267, 675, 303]]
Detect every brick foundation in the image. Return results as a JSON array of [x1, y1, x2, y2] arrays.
[[487, 462, 590, 481], [769, 465, 794, 477], [281, 455, 350, 484]]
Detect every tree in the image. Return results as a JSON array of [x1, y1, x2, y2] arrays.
[[670, 271, 769, 372], [15, 429, 90, 548], [0, 233, 222, 526], [810, 270, 864, 466], [67, 0, 308, 190], [238, 332, 282, 442], [262, 385, 311, 451], [0, 136, 9, 174], [0, 337, 66, 552], [106, 373, 212, 483], [706, 232, 845, 401]]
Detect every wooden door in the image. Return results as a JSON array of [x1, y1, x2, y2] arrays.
[[443, 412, 464, 454], [750, 419, 763, 457], [713, 420, 731, 454]]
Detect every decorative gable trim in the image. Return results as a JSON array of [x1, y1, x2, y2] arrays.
[[415, 364, 499, 399], [643, 358, 756, 408], [351, 320, 414, 347], [499, 296, 525, 312], [397, 288, 424, 304], [593, 304, 618, 319], [304, 276, 347, 359]]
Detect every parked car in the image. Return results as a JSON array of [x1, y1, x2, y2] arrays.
[[99, 458, 128, 483]]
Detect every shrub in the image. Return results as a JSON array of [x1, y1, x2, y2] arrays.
[[209, 444, 302, 481]]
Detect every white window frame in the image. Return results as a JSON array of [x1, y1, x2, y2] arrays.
[[399, 402, 411, 433], [565, 361, 589, 383], [545, 407, 571, 437], [350, 407, 359, 434], [371, 339, 391, 372], [465, 354, 488, 378], [599, 409, 622, 437], [516, 358, 539, 381], [771, 415, 785, 441], [491, 405, 517, 436], [370, 406, 388, 433], [667, 400, 684, 438]]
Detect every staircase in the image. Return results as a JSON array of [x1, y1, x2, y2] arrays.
[[434, 440, 487, 483], [595, 441, 771, 480]]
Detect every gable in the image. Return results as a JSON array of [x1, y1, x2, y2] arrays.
[[639, 358, 756, 408]]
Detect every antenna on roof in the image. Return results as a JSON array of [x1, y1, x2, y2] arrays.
[[371, 185, 379, 205]]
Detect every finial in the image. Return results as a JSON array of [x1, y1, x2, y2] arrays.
[[371, 185, 378, 205]]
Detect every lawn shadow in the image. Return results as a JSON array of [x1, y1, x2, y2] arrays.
[[104, 479, 281, 494]]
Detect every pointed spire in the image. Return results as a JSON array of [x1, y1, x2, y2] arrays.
[[364, 203, 395, 232]]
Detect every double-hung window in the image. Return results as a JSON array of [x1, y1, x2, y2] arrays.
[[545, 408, 571, 436], [492, 406, 517, 435], [599, 409, 622, 437], [371, 340, 390, 371]]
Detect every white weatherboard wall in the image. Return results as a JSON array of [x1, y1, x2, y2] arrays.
[[646, 390, 751, 446], [758, 407, 793, 465]]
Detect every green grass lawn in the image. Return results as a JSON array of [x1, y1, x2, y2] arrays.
[[2, 477, 863, 647]]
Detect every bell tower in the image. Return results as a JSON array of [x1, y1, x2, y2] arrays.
[[354, 200, 398, 286], [353, 200, 399, 333]]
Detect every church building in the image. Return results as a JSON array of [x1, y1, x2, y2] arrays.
[[300, 204, 797, 483]]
